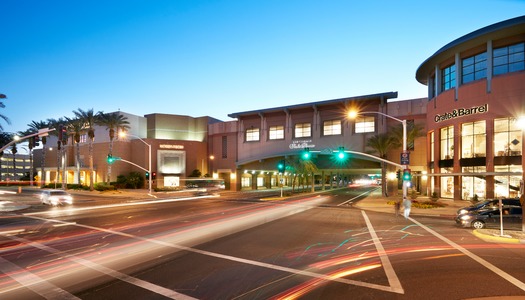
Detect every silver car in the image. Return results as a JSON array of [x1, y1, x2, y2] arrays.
[[40, 190, 73, 206]]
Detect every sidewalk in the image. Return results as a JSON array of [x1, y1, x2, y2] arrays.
[[354, 189, 525, 244]]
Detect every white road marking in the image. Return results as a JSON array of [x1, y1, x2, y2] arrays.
[[0, 256, 80, 299], [0, 233, 198, 300], [361, 210, 404, 294], [338, 188, 378, 206], [409, 217, 525, 292]]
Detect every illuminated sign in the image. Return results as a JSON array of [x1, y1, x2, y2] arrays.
[[160, 144, 184, 149], [434, 104, 488, 123], [289, 140, 315, 150]]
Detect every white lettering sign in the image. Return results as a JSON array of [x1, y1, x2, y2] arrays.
[[289, 140, 315, 150], [434, 104, 488, 123], [160, 144, 184, 149]]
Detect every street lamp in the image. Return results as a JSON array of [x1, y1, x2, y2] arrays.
[[119, 132, 152, 195], [348, 110, 408, 199]]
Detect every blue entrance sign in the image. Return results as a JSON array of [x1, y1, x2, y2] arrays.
[[400, 152, 410, 165]]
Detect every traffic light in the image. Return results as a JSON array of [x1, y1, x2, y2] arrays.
[[145, 172, 150, 180], [152, 172, 157, 180], [277, 160, 285, 173], [34, 136, 40, 147], [403, 169, 412, 181], [302, 148, 311, 160], [396, 170, 401, 180], [107, 154, 115, 164], [336, 147, 347, 160]]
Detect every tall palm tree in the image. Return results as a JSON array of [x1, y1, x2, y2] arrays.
[[18, 129, 36, 186], [389, 122, 425, 151], [65, 117, 85, 185], [0, 132, 12, 181], [47, 118, 68, 188], [0, 94, 11, 131], [28, 120, 50, 187], [97, 112, 130, 183], [366, 133, 397, 197], [73, 108, 103, 191], [10, 142, 17, 180]]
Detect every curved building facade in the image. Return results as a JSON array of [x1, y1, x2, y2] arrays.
[[416, 16, 525, 200]]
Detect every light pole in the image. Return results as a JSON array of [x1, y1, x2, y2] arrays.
[[348, 110, 408, 199], [119, 132, 152, 195]]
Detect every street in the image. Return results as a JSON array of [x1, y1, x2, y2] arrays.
[[1, 187, 525, 299]]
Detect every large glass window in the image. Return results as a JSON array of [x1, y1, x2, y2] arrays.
[[430, 131, 435, 162], [355, 116, 375, 133], [441, 64, 456, 91], [461, 121, 486, 158], [323, 120, 342, 136], [494, 118, 522, 156], [295, 123, 311, 138], [440, 126, 454, 159], [494, 165, 522, 198], [440, 167, 454, 199], [462, 166, 486, 200], [246, 127, 260, 142], [493, 42, 525, 75], [462, 52, 487, 84], [269, 125, 284, 140]]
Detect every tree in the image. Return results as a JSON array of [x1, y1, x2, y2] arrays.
[[287, 156, 318, 193], [0, 132, 12, 181], [97, 112, 130, 183], [0, 94, 11, 131], [10, 142, 17, 180], [18, 129, 36, 186], [389, 121, 425, 151], [366, 133, 397, 197], [74, 108, 103, 191], [65, 117, 84, 185], [47, 118, 67, 188], [28, 120, 50, 186]]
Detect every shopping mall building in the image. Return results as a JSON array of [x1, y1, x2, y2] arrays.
[[32, 16, 524, 200]]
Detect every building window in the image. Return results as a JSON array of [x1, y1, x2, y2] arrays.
[[354, 116, 374, 133], [461, 121, 486, 158], [440, 126, 454, 159], [269, 125, 284, 140], [462, 52, 487, 84], [462, 166, 486, 200], [221, 136, 227, 158], [494, 165, 522, 198], [441, 64, 456, 91], [440, 167, 454, 199], [430, 131, 435, 162], [493, 42, 525, 76], [246, 127, 260, 142], [323, 120, 342, 136], [494, 118, 522, 156], [295, 123, 311, 138]]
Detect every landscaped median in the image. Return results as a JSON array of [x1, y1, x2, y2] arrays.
[[473, 228, 525, 244]]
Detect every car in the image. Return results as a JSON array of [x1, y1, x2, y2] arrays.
[[40, 190, 73, 206], [456, 198, 521, 216], [455, 206, 523, 229]]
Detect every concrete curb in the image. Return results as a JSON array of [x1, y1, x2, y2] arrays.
[[472, 229, 525, 244]]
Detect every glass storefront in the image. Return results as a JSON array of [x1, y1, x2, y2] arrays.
[[461, 166, 486, 200], [440, 168, 454, 198], [494, 165, 522, 198]]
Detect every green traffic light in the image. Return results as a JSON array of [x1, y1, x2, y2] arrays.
[[336, 147, 346, 160]]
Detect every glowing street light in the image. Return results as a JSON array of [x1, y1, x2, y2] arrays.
[[119, 132, 152, 195], [349, 110, 408, 199]]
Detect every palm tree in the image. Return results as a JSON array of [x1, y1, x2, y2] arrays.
[[366, 133, 397, 197], [10, 142, 17, 180], [389, 122, 425, 151], [18, 129, 36, 186], [97, 112, 130, 183], [28, 120, 50, 187], [74, 108, 103, 191], [65, 117, 85, 185], [47, 118, 68, 188], [0, 132, 12, 181], [0, 94, 11, 131]]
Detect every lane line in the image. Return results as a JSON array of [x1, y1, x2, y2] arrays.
[[409, 217, 525, 292], [0, 233, 198, 300], [0, 256, 80, 299], [338, 188, 379, 206], [361, 210, 404, 294]]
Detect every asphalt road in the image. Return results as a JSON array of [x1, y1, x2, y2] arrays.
[[1, 187, 525, 299]]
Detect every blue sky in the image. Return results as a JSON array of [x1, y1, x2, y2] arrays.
[[2, 0, 525, 135]]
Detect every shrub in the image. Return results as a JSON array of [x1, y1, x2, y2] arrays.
[[94, 183, 115, 191]]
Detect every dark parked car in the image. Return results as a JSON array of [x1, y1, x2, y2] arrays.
[[456, 198, 521, 216], [456, 206, 523, 229]]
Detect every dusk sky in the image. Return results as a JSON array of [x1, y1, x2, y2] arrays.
[[2, 0, 525, 137]]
